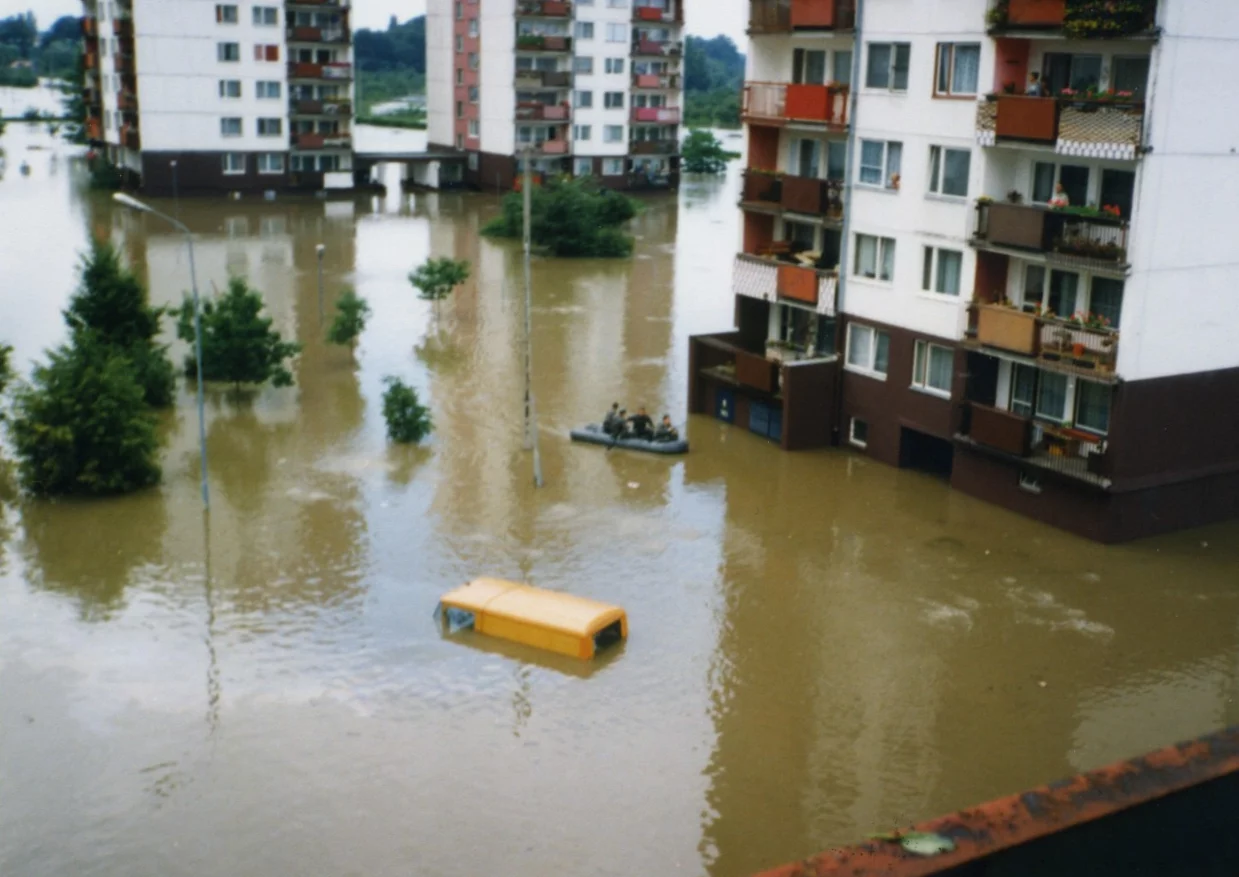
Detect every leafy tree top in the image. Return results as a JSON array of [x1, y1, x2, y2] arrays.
[[681, 129, 732, 175], [409, 258, 470, 302], [175, 276, 302, 388], [326, 288, 372, 347], [65, 239, 163, 349], [381, 376, 433, 444], [482, 177, 639, 258]]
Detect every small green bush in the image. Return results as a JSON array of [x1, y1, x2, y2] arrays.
[[381, 377, 433, 444]]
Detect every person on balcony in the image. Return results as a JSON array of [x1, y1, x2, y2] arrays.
[[1049, 181, 1070, 209], [1026, 71, 1045, 97], [654, 415, 679, 443]]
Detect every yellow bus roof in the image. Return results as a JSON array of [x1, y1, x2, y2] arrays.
[[440, 578, 625, 638]]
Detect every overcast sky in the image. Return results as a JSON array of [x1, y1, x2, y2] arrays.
[[7, 0, 746, 44]]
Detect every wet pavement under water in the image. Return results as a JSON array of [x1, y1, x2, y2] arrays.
[[2, 120, 1239, 877]]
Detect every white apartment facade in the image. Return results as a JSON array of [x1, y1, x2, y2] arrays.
[[689, 0, 1239, 542], [82, 0, 355, 195], [426, 0, 683, 191]]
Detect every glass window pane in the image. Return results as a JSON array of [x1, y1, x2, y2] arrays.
[[833, 50, 852, 85], [1011, 364, 1037, 415], [936, 249, 962, 295], [936, 46, 951, 93], [1113, 56, 1150, 98], [1035, 372, 1069, 421], [1022, 265, 1046, 311], [952, 44, 980, 94], [886, 142, 902, 186], [1076, 381, 1111, 434], [1090, 278, 1124, 328], [874, 331, 891, 374], [928, 146, 942, 194], [922, 247, 934, 290], [1059, 164, 1089, 207], [805, 50, 827, 84], [1070, 55, 1102, 91], [929, 346, 953, 391], [859, 140, 883, 184], [942, 149, 970, 197], [1049, 270, 1079, 319], [880, 238, 895, 281], [1100, 169, 1136, 219], [856, 235, 877, 277], [914, 341, 927, 384], [827, 141, 847, 180], [1032, 162, 1056, 203], [893, 44, 910, 91], [848, 325, 872, 368], [866, 44, 891, 89]]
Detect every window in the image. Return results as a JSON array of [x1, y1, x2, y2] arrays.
[[220, 117, 242, 137], [575, 90, 593, 108], [927, 146, 970, 198], [605, 57, 624, 74], [215, 4, 238, 23], [793, 49, 827, 85], [935, 43, 980, 96], [574, 56, 594, 74], [254, 44, 279, 62], [575, 21, 594, 39], [912, 341, 954, 397], [1113, 56, 1150, 99], [1032, 162, 1089, 206], [1075, 380, 1111, 434], [222, 152, 245, 174], [455, 68, 463, 84], [257, 153, 284, 174], [1048, 269, 1079, 317], [1010, 364, 1037, 416], [849, 417, 869, 448], [468, 19, 478, 37], [217, 42, 240, 62], [573, 124, 591, 140], [252, 6, 278, 25], [575, 157, 593, 176], [606, 23, 626, 42], [257, 118, 282, 136], [468, 52, 479, 70], [1100, 169, 1135, 219], [468, 85, 479, 102], [865, 42, 910, 91], [832, 50, 853, 86], [455, 35, 463, 52], [858, 139, 901, 189], [921, 247, 963, 296], [604, 125, 623, 142], [846, 323, 890, 378], [1089, 278, 1124, 329], [468, 119, 479, 136], [1020, 265, 1046, 312], [219, 79, 241, 98], [1035, 372, 1069, 422], [854, 234, 896, 282], [602, 157, 624, 175], [456, 100, 464, 118], [1043, 52, 1102, 95], [455, 1, 463, 19], [256, 81, 280, 99], [604, 91, 624, 109]]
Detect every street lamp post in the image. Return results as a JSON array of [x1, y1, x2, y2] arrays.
[[316, 243, 326, 324], [112, 192, 210, 511]]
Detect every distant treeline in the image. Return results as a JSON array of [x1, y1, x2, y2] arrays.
[[0, 12, 82, 87]]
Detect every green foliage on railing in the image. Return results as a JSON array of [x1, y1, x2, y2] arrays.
[[1064, 0, 1154, 38]]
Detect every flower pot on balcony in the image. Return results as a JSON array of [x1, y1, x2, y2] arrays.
[[1072, 342, 1086, 357]]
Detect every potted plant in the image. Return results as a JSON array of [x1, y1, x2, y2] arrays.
[[1006, 189, 1024, 204]]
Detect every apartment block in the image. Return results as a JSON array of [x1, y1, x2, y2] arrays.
[[81, 0, 355, 195], [689, 0, 1239, 542], [426, 0, 683, 191]]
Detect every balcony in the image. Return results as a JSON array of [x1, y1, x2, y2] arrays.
[[517, 0, 572, 16], [532, 140, 569, 155], [287, 61, 353, 80], [781, 175, 842, 218], [82, 16, 98, 37], [117, 91, 138, 111], [287, 25, 349, 42], [121, 126, 140, 150], [286, 0, 350, 6], [632, 38, 683, 57], [293, 132, 326, 148], [115, 53, 135, 75], [515, 70, 573, 88], [291, 98, 324, 114], [988, 0, 1157, 38], [112, 17, 133, 38], [748, 0, 856, 33], [517, 102, 570, 121], [976, 95, 1144, 161], [516, 34, 572, 52], [633, 3, 682, 23], [631, 106, 680, 124], [974, 201, 1129, 270], [959, 403, 1110, 486], [742, 81, 849, 128], [969, 303, 1120, 378], [632, 72, 680, 89], [733, 253, 838, 315], [630, 140, 678, 155]]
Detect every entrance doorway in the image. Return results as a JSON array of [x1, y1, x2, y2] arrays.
[[900, 428, 954, 478]]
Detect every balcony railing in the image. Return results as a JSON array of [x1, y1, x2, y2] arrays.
[[516, 34, 572, 52], [525, 139, 569, 155], [970, 303, 1119, 377], [83, 16, 98, 37], [632, 72, 681, 89], [115, 54, 135, 75], [749, 0, 856, 32], [630, 140, 678, 155], [781, 175, 842, 218], [743, 81, 849, 127], [112, 17, 133, 37], [960, 403, 1110, 486], [121, 125, 140, 150], [633, 2, 683, 23], [117, 91, 138, 111], [293, 132, 326, 148], [976, 95, 1144, 160], [632, 38, 683, 56], [517, 0, 572, 15], [515, 70, 573, 88], [517, 102, 570, 121], [287, 25, 349, 42], [631, 106, 680, 123], [290, 98, 352, 115], [989, 0, 1156, 37], [742, 170, 782, 205], [733, 253, 838, 316], [974, 201, 1129, 269]]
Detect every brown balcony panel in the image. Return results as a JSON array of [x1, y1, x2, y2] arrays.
[[542, 71, 573, 87], [743, 171, 782, 205], [777, 264, 818, 306], [968, 403, 1032, 457], [790, 0, 854, 28], [976, 305, 1040, 356], [294, 133, 326, 148], [630, 140, 676, 155], [735, 349, 779, 393], [289, 61, 323, 78], [995, 96, 1058, 142], [780, 175, 841, 216], [749, 0, 792, 31], [291, 25, 323, 40], [294, 99, 324, 114], [1006, 0, 1066, 26], [985, 202, 1048, 251]]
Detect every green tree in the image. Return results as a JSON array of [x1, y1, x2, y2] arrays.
[[65, 240, 175, 407], [482, 177, 639, 257], [381, 377, 433, 444], [0, 342, 12, 412], [326, 288, 371, 350], [408, 257, 470, 315], [175, 277, 302, 388], [681, 129, 732, 174], [7, 333, 161, 497]]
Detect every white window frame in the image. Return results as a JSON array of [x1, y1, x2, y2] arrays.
[[858, 139, 901, 190], [257, 118, 282, 137], [574, 21, 594, 40], [574, 56, 594, 74], [927, 145, 970, 199], [216, 4, 238, 24], [257, 152, 284, 174], [575, 90, 593, 108], [222, 152, 246, 175], [845, 323, 890, 380], [605, 57, 625, 74], [252, 6, 278, 26], [574, 157, 593, 176], [220, 117, 242, 137], [911, 341, 954, 399], [256, 81, 280, 99], [603, 125, 623, 143], [217, 42, 240, 62], [467, 118, 479, 137], [934, 43, 980, 96], [573, 124, 591, 140], [219, 79, 241, 98], [921, 246, 963, 297], [602, 157, 625, 176], [853, 233, 896, 283], [848, 417, 869, 449], [865, 42, 910, 92], [605, 23, 627, 43], [604, 91, 624, 109]]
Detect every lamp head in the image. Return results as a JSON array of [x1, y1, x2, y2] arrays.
[[316, 244, 325, 256], [112, 192, 152, 213]]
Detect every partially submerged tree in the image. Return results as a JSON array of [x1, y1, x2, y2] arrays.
[[326, 288, 371, 350], [381, 376, 433, 444], [175, 276, 302, 388], [681, 129, 732, 174], [7, 333, 161, 497], [0, 342, 11, 403], [65, 240, 175, 407], [481, 177, 639, 257], [408, 257, 470, 316]]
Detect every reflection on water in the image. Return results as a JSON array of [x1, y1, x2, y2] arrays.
[[2, 120, 1239, 877]]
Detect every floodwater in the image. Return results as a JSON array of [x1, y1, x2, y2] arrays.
[[3, 115, 1239, 877]]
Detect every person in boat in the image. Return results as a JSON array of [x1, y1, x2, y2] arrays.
[[602, 402, 622, 436], [654, 415, 679, 443], [627, 407, 654, 441], [615, 408, 630, 437]]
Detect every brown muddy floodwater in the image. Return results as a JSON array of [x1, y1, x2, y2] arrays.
[[2, 122, 1239, 877]]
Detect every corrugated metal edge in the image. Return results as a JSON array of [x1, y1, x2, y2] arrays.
[[754, 725, 1239, 877]]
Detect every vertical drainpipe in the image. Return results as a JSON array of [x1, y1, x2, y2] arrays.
[[831, 0, 864, 443]]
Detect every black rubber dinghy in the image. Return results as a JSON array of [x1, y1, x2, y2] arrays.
[[569, 423, 688, 455]]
